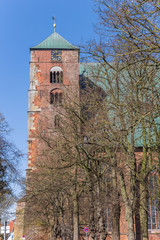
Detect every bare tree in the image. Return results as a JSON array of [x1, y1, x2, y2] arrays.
[[78, 52, 160, 240], [0, 113, 22, 218], [79, 1, 160, 239]]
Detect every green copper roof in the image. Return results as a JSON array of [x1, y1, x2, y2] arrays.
[[31, 32, 79, 50]]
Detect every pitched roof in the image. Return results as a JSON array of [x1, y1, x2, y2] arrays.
[[30, 32, 79, 50]]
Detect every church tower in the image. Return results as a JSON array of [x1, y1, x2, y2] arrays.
[[14, 26, 79, 240], [28, 25, 79, 170]]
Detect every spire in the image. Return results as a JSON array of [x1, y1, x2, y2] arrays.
[[52, 16, 56, 33]]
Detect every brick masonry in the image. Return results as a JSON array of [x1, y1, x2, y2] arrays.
[[28, 49, 79, 169]]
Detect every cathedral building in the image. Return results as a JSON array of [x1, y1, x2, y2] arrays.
[[14, 25, 160, 240]]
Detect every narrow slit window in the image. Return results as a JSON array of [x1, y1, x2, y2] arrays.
[[50, 93, 54, 104], [50, 72, 52, 83], [53, 72, 56, 83], [57, 72, 60, 83], [55, 92, 58, 105]]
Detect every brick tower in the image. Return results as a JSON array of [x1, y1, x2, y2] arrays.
[[14, 26, 79, 240], [28, 27, 79, 170]]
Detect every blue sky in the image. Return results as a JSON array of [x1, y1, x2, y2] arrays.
[[0, 0, 97, 177]]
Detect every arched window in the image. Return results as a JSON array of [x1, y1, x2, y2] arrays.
[[50, 89, 63, 106], [50, 67, 63, 83]]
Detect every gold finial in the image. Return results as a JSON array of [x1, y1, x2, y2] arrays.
[[52, 16, 56, 32]]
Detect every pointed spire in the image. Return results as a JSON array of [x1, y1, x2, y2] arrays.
[[52, 16, 56, 33]]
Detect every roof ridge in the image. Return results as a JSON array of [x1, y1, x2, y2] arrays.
[[30, 32, 79, 50]]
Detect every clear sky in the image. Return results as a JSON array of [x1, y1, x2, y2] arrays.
[[0, 0, 97, 177]]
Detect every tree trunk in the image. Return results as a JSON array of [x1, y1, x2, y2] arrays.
[[111, 205, 120, 240], [119, 172, 135, 240], [61, 211, 66, 240], [96, 181, 106, 240], [51, 226, 57, 240], [139, 122, 148, 240], [51, 218, 59, 240], [139, 182, 148, 240], [111, 157, 120, 240], [111, 187, 120, 240], [89, 180, 96, 240], [125, 204, 135, 240], [73, 194, 79, 240]]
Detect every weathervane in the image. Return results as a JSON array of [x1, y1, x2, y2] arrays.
[[52, 15, 56, 32]]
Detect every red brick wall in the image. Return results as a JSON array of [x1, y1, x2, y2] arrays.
[[28, 49, 79, 169]]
